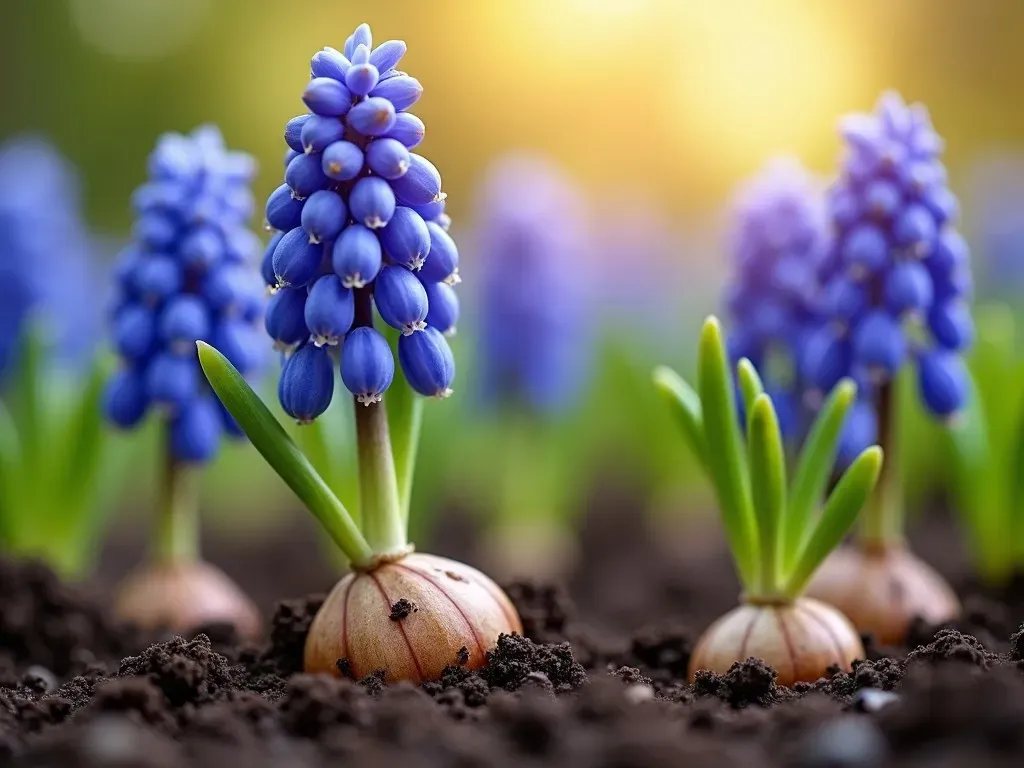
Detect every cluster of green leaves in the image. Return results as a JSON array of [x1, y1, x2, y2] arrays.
[[653, 317, 883, 600], [945, 304, 1024, 585], [0, 333, 120, 578]]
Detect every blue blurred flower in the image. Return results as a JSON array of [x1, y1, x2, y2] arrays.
[[0, 137, 100, 378], [264, 23, 459, 419], [472, 154, 591, 414], [104, 126, 266, 463], [819, 91, 973, 429], [723, 156, 829, 438]]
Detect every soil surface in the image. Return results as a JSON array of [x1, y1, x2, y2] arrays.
[[3, 496, 1024, 767]]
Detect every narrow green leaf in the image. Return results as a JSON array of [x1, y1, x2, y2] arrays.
[[384, 325, 422, 531], [736, 358, 765, 420], [784, 446, 883, 596], [0, 399, 22, 545], [10, 321, 45, 467], [57, 357, 108, 514], [652, 365, 708, 470], [197, 341, 374, 567], [783, 379, 856, 571], [748, 394, 786, 595], [697, 317, 758, 591]]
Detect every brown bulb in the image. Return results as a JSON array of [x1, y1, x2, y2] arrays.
[[114, 560, 261, 640], [305, 552, 522, 683], [805, 544, 960, 646], [688, 597, 863, 687]]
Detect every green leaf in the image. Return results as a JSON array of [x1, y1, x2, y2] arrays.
[[748, 394, 786, 595], [57, 358, 108, 516], [197, 341, 374, 567], [652, 365, 708, 471], [0, 399, 22, 545], [383, 325, 423, 531], [783, 379, 856, 572], [697, 317, 758, 591], [784, 446, 883, 596], [736, 358, 765, 419]]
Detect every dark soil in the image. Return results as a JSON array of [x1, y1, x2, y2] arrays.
[[3, 496, 1024, 766]]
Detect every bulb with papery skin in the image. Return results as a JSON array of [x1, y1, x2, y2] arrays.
[[688, 597, 863, 687], [304, 553, 522, 682]]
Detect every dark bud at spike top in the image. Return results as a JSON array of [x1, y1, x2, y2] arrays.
[[378, 207, 430, 270], [304, 275, 355, 347], [279, 343, 335, 423], [374, 265, 428, 335], [341, 326, 394, 405], [917, 349, 967, 418], [332, 224, 382, 289], [273, 227, 323, 289], [399, 326, 454, 398]]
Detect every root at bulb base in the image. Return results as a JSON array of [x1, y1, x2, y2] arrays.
[[305, 552, 522, 683], [114, 560, 261, 640], [805, 544, 960, 646], [688, 597, 863, 687]]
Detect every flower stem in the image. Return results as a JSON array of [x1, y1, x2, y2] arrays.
[[153, 433, 200, 563], [353, 288, 406, 555], [859, 380, 902, 549]]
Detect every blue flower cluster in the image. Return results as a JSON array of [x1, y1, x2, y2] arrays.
[[474, 155, 589, 414], [265, 23, 459, 423], [808, 92, 972, 462], [724, 157, 830, 438], [0, 138, 98, 378], [104, 126, 267, 463]]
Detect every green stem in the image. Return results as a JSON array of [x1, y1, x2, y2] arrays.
[[353, 289, 406, 554], [383, 325, 423, 529], [859, 380, 902, 548], [153, 434, 200, 562]]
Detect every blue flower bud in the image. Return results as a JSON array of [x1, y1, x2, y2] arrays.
[[300, 115, 346, 154], [893, 203, 936, 249], [842, 224, 889, 276], [932, 266, 972, 303], [266, 183, 304, 232], [285, 152, 330, 198], [261, 232, 283, 288], [411, 198, 446, 223], [300, 190, 348, 244], [821, 277, 866, 323], [113, 304, 156, 361], [928, 228, 968, 273], [801, 326, 852, 393], [374, 265, 428, 334], [180, 226, 224, 270], [321, 140, 365, 182], [133, 213, 178, 250], [284, 114, 312, 153], [398, 326, 455, 398], [103, 368, 150, 428], [928, 300, 974, 351], [424, 280, 459, 335], [345, 60, 380, 97], [285, 148, 301, 168], [279, 343, 335, 423], [222, 227, 261, 263], [917, 349, 967, 417], [416, 222, 459, 286], [265, 286, 309, 346], [829, 186, 860, 229], [369, 76, 423, 112], [923, 186, 959, 225], [349, 176, 396, 229], [304, 275, 355, 346], [389, 154, 443, 207], [159, 295, 211, 349], [350, 42, 370, 66], [346, 97, 397, 137], [212, 320, 263, 374], [883, 260, 933, 316], [135, 255, 182, 303], [384, 113, 425, 149], [303, 77, 353, 117], [837, 400, 878, 469], [378, 207, 430, 270], [341, 326, 394, 404], [852, 310, 906, 377], [146, 352, 198, 411], [365, 138, 411, 179], [203, 264, 247, 314], [369, 40, 406, 73], [170, 396, 223, 463], [148, 132, 198, 179], [273, 227, 324, 288], [350, 23, 372, 55], [311, 47, 350, 80], [332, 224, 383, 288], [862, 180, 902, 220]]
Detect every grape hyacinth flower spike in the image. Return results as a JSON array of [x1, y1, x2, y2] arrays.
[[201, 23, 520, 685], [103, 126, 267, 639], [655, 317, 882, 686], [804, 92, 965, 643], [723, 156, 829, 442]]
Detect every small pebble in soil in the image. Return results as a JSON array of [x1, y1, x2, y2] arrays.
[[389, 598, 418, 621], [795, 715, 888, 767], [851, 687, 899, 713]]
